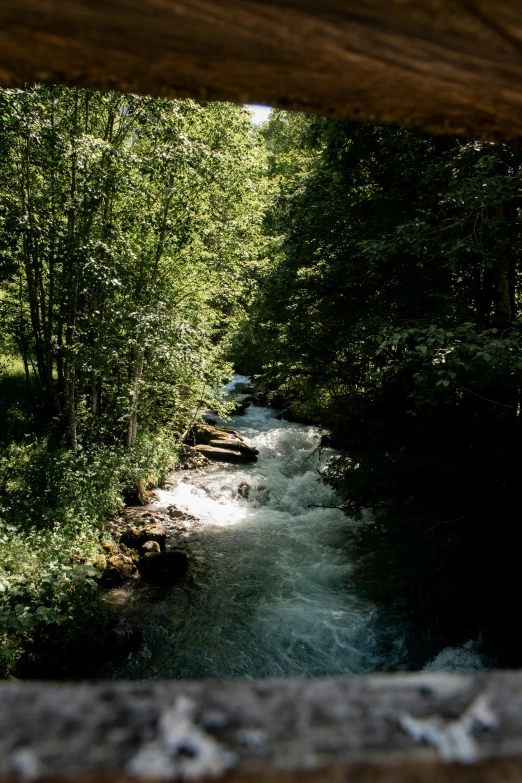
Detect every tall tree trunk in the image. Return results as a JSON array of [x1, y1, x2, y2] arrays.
[[491, 202, 516, 328], [64, 89, 80, 451], [477, 266, 494, 325], [20, 130, 62, 414], [127, 350, 144, 447], [17, 272, 32, 398]]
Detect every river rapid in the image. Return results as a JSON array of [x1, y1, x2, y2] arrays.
[[98, 375, 487, 679]]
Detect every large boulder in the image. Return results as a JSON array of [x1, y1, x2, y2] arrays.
[[120, 523, 166, 552], [276, 409, 318, 425], [188, 423, 257, 463], [219, 427, 243, 436], [137, 550, 188, 584]]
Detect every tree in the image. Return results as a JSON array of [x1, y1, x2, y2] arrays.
[[0, 86, 263, 449]]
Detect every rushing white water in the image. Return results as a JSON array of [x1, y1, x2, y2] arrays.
[[99, 375, 488, 679], [423, 640, 490, 672]]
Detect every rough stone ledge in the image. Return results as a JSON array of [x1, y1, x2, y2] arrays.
[[2, 671, 522, 781]]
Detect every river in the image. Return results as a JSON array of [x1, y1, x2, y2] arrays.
[[98, 375, 488, 679]]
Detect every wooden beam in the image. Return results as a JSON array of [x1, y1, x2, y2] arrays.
[[1, 1, 522, 141], [2, 671, 522, 781]]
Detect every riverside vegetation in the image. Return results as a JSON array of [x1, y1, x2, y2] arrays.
[[0, 89, 521, 676], [0, 86, 263, 674]]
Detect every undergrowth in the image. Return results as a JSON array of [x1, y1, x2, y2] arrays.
[[0, 432, 181, 676]]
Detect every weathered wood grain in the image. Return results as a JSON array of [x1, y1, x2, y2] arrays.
[[1, 671, 522, 781], [1, 1, 522, 140]]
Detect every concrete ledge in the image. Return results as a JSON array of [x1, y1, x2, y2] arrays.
[[1, 671, 522, 781]]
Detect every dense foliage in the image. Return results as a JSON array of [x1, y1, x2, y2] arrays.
[[0, 86, 262, 673], [236, 113, 522, 661], [0, 86, 263, 447]]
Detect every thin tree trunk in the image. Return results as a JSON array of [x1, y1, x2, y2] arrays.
[[17, 270, 32, 398], [126, 174, 174, 447], [20, 131, 62, 414], [65, 89, 80, 451], [490, 202, 515, 327], [127, 351, 144, 447]]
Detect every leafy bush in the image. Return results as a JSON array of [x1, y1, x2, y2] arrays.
[[0, 431, 181, 676]]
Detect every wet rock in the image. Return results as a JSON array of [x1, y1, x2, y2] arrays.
[[231, 396, 253, 415], [179, 444, 212, 469], [319, 432, 345, 449], [248, 484, 270, 504], [187, 424, 258, 463], [208, 439, 258, 457], [120, 544, 141, 563], [122, 483, 158, 507], [195, 445, 258, 464], [166, 505, 198, 524], [188, 423, 217, 445], [189, 423, 248, 446], [101, 540, 116, 556], [238, 481, 250, 499], [251, 386, 270, 406], [101, 553, 136, 587], [120, 524, 166, 552], [142, 540, 161, 553], [137, 550, 189, 584], [219, 427, 244, 437]]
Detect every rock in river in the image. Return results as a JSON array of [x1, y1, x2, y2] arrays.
[[189, 423, 245, 446], [137, 550, 189, 585], [209, 438, 258, 457], [231, 395, 252, 415], [195, 444, 258, 464], [120, 523, 167, 552], [238, 480, 250, 499], [101, 553, 136, 586], [188, 422, 258, 463], [142, 540, 161, 553]]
